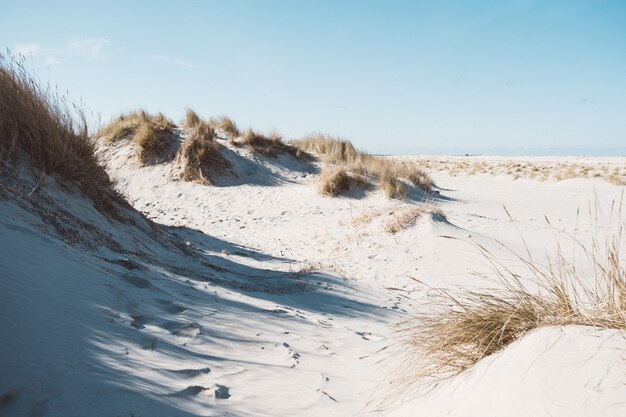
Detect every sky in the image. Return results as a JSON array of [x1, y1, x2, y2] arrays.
[[1, 0, 625, 155]]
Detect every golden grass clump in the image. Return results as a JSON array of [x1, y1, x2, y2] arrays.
[[404, 203, 626, 380], [319, 167, 368, 197], [0, 53, 119, 215], [384, 205, 445, 234], [291, 135, 361, 165], [380, 175, 407, 199], [176, 122, 231, 185], [98, 111, 175, 164], [291, 134, 432, 199], [182, 108, 201, 129], [234, 128, 307, 159], [209, 115, 240, 138]]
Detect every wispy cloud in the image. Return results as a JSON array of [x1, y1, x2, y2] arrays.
[[67, 37, 111, 59], [579, 97, 609, 104], [15, 43, 41, 56], [13, 37, 112, 66]]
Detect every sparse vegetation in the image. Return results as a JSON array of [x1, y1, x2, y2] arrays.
[[404, 204, 626, 380], [0, 53, 120, 216], [233, 128, 307, 159], [209, 115, 240, 138], [291, 134, 431, 199], [319, 167, 368, 196], [176, 121, 231, 185], [414, 156, 626, 185], [380, 175, 407, 199], [98, 111, 175, 164], [182, 108, 201, 129], [384, 205, 445, 234]]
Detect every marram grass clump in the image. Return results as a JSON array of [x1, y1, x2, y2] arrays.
[[182, 108, 201, 129], [319, 167, 368, 196], [384, 205, 446, 234], [208, 115, 240, 138], [176, 121, 231, 185], [233, 128, 308, 159], [98, 111, 175, 164], [291, 134, 431, 199], [401, 203, 626, 384], [0, 52, 121, 217]]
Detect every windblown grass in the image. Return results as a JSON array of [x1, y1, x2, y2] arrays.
[[404, 202, 626, 381], [182, 108, 201, 129], [384, 205, 446, 234], [319, 167, 368, 196], [0, 53, 120, 216], [291, 134, 431, 199], [176, 122, 231, 185], [98, 111, 175, 164], [233, 128, 307, 159], [209, 115, 240, 138]]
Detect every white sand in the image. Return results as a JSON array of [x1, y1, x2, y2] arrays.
[[1, 143, 624, 416]]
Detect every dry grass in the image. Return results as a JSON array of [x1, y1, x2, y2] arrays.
[[319, 167, 368, 196], [413, 156, 626, 185], [380, 176, 407, 199], [233, 128, 307, 159], [209, 115, 240, 138], [404, 202, 626, 381], [182, 108, 201, 129], [0, 53, 120, 216], [384, 205, 446, 234], [291, 134, 432, 199], [176, 122, 231, 185], [98, 111, 175, 164]]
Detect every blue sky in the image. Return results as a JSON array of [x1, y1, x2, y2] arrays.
[[1, 0, 625, 155]]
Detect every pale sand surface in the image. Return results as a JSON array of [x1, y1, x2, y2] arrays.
[[1, 143, 624, 416], [399, 154, 626, 184]]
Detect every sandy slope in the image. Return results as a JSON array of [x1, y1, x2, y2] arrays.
[[1, 146, 625, 416]]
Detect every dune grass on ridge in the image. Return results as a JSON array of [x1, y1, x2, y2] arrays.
[[208, 115, 240, 139], [319, 168, 368, 196], [0, 53, 121, 216], [232, 128, 308, 159], [98, 111, 175, 164], [176, 114, 231, 185], [291, 134, 432, 199]]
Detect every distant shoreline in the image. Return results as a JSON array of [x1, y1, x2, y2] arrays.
[[376, 148, 626, 158]]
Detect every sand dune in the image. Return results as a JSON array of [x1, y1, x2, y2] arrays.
[[2, 92, 625, 415]]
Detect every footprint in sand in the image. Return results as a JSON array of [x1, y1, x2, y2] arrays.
[[155, 299, 188, 314], [173, 384, 230, 399], [281, 342, 301, 368], [214, 384, 230, 399], [354, 330, 384, 342], [122, 274, 152, 289], [164, 321, 202, 338], [165, 367, 211, 378], [139, 335, 157, 350], [173, 385, 210, 397]]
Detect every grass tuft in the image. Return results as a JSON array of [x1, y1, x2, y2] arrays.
[[384, 205, 446, 234], [404, 201, 626, 381], [176, 122, 231, 185], [233, 128, 307, 159], [0, 52, 120, 216], [182, 108, 201, 129], [319, 167, 368, 197], [209, 115, 240, 138], [98, 111, 175, 164], [380, 175, 407, 199], [292, 134, 431, 199]]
